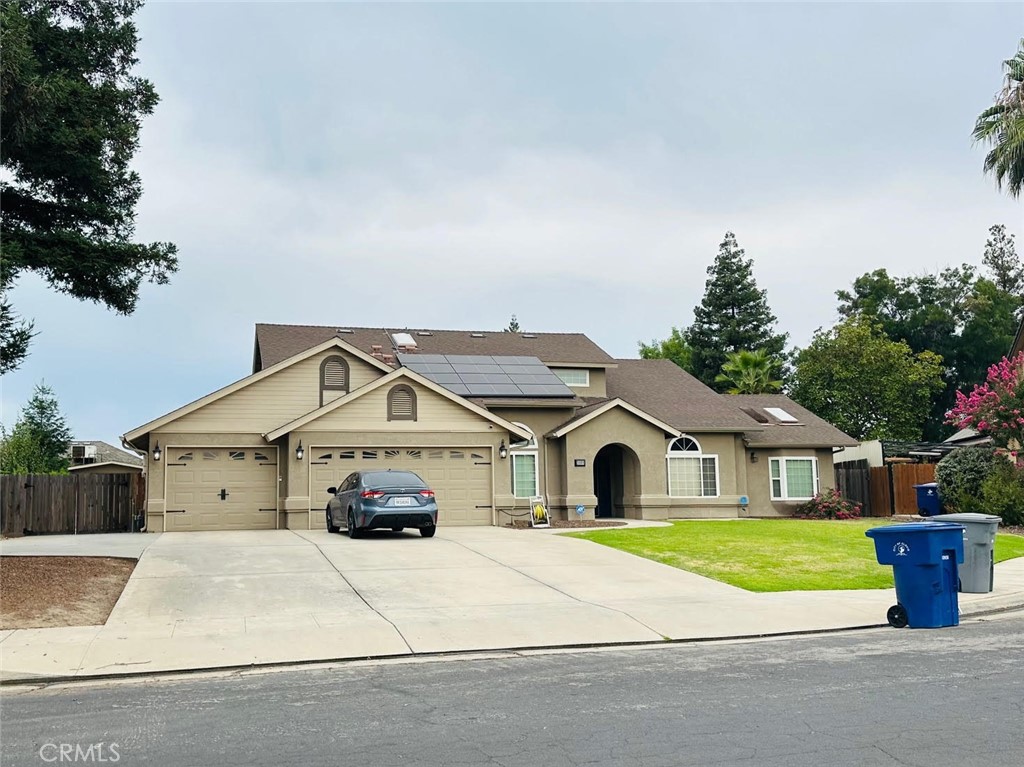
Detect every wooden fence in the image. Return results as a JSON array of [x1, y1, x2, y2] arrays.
[[833, 460, 875, 516], [0, 473, 145, 537], [836, 462, 937, 517]]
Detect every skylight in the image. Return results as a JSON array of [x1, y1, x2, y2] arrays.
[[764, 407, 798, 423], [391, 332, 417, 348]]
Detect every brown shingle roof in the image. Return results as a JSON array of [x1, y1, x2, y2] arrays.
[[254, 324, 614, 371], [728, 394, 859, 447], [605, 359, 758, 432]]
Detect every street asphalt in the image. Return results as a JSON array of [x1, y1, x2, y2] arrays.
[[3, 610, 1022, 767]]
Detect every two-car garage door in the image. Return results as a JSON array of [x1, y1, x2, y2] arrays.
[[310, 446, 493, 527], [164, 448, 278, 532]]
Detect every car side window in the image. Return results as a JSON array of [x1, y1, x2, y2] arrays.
[[341, 474, 357, 492]]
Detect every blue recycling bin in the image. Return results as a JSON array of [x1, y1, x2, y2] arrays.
[[865, 522, 964, 628], [913, 482, 942, 516]]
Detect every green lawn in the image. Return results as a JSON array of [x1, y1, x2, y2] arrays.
[[568, 520, 1024, 593]]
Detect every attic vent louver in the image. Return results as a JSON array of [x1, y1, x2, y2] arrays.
[[416, 331, 433, 337], [336, 328, 353, 334], [470, 333, 485, 338], [522, 334, 537, 339]]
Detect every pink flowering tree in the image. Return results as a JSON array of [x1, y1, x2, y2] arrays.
[[946, 352, 1024, 457]]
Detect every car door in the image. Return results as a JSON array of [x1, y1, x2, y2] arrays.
[[337, 473, 360, 516]]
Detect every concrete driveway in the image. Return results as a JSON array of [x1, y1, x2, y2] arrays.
[[1, 525, 912, 680]]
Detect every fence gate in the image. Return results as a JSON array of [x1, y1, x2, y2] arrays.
[[834, 460, 873, 516], [0, 473, 144, 537]]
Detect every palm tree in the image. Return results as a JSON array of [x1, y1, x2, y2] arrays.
[[974, 39, 1024, 198], [715, 349, 783, 395]]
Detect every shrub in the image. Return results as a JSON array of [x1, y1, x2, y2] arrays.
[[980, 460, 1024, 526], [935, 447, 998, 511], [795, 488, 862, 520]]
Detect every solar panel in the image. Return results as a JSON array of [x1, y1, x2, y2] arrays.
[[397, 354, 574, 398]]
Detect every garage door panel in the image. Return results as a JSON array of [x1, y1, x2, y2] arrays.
[[309, 446, 493, 528], [164, 448, 278, 532]]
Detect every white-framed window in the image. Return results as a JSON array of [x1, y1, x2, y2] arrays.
[[769, 457, 819, 500], [666, 436, 718, 498], [510, 422, 539, 498], [552, 368, 590, 387]]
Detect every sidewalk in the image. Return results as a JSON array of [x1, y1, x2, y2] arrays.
[[2, 528, 1022, 685]]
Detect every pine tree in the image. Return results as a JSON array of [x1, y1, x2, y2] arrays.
[[0, 382, 72, 474], [505, 314, 521, 333], [686, 232, 788, 389], [982, 224, 1024, 303]]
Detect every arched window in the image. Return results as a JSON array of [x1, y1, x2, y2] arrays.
[[320, 356, 350, 405], [510, 422, 538, 498], [666, 435, 718, 498], [387, 384, 417, 421]]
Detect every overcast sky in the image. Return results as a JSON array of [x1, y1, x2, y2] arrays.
[[3, 1, 1022, 447]]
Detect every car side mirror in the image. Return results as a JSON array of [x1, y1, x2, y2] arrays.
[[327, 487, 337, 495]]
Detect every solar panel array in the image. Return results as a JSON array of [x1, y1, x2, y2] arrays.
[[397, 354, 574, 398]]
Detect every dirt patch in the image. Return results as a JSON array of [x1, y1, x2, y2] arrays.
[[0, 556, 136, 629], [506, 520, 628, 529]]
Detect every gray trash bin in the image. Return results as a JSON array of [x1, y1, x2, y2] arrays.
[[937, 513, 1001, 593]]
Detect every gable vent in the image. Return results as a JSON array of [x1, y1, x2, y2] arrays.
[[323, 359, 348, 388], [391, 390, 413, 416]]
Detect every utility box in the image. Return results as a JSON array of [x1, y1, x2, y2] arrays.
[[866, 522, 965, 628]]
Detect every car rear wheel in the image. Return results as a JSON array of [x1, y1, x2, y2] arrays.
[[347, 510, 361, 539], [326, 508, 339, 534], [420, 525, 436, 538]]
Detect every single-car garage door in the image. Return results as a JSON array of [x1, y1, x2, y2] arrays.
[[310, 447, 493, 528], [164, 448, 278, 531]]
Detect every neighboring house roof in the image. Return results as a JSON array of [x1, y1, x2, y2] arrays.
[[547, 398, 681, 439], [253, 324, 615, 371], [68, 440, 144, 467], [263, 367, 534, 443], [68, 460, 144, 472], [943, 428, 994, 447], [605, 359, 760, 432], [124, 336, 392, 443], [728, 394, 859, 448]]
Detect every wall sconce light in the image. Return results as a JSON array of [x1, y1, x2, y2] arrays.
[[498, 439, 508, 460], [749, 450, 758, 463], [295, 441, 304, 461], [152, 441, 161, 462]]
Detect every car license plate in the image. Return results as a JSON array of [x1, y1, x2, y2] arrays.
[[393, 497, 413, 506]]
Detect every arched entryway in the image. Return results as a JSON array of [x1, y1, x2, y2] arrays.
[[593, 444, 641, 519]]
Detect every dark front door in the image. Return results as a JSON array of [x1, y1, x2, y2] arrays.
[[593, 445, 624, 518]]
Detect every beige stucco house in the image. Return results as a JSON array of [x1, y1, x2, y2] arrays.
[[67, 440, 145, 475], [122, 324, 857, 532]]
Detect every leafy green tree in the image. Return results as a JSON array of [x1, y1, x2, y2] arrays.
[[714, 349, 783, 394], [836, 241, 1019, 440], [638, 327, 693, 373], [789, 318, 945, 441], [0, 0, 178, 373], [973, 38, 1024, 198], [0, 383, 73, 474], [684, 232, 788, 389], [505, 314, 521, 333]]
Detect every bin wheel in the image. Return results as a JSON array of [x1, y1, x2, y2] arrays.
[[887, 604, 908, 629]]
